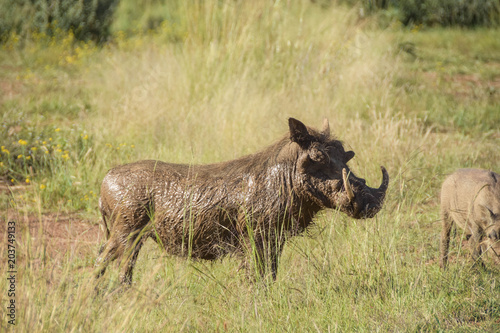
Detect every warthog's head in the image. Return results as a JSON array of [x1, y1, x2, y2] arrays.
[[286, 118, 389, 219], [478, 174, 500, 262], [484, 207, 500, 262]]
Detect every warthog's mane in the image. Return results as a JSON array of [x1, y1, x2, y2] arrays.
[[176, 127, 340, 181]]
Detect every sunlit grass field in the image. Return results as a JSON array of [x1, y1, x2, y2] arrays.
[[1, 1, 500, 331]]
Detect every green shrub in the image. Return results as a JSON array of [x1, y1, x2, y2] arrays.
[[317, 0, 500, 27], [0, 122, 94, 184], [398, 0, 500, 27], [0, 0, 118, 42]]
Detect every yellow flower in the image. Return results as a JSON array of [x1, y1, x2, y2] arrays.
[[26, 156, 31, 160], [25, 178, 30, 184], [31, 147, 37, 151], [40, 184, 46, 190], [18, 139, 28, 145], [82, 134, 88, 140], [65, 55, 76, 64], [130, 145, 135, 148], [0, 162, 3, 167], [49, 138, 52, 141], [55, 128, 61, 132], [42, 141, 47, 145], [17, 154, 23, 159], [61, 153, 69, 160], [44, 151, 49, 154], [56, 149, 62, 153]]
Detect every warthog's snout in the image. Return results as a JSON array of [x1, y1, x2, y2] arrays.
[[342, 166, 389, 219]]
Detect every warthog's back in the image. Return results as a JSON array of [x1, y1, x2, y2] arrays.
[[100, 160, 186, 220], [99, 160, 185, 240]]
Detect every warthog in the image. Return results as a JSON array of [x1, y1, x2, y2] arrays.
[[440, 168, 500, 268], [95, 118, 389, 284]]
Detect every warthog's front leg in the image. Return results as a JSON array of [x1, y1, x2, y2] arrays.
[[469, 224, 485, 267], [238, 234, 282, 282]]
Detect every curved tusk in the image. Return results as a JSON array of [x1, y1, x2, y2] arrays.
[[378, 166, 389, 196], [342, 168, 355, 201]]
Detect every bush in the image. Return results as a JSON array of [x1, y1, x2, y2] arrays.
[[398, 0, 500, 27], [0, 0, 118, 43], [317, 0, 500, 27]]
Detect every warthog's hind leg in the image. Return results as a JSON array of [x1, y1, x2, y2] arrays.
[[94, 234, 124, 281], [439, 209, 453, 269], [119, 235, 145, 285]]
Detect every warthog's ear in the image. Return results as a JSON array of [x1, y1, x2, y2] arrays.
[[483, 205, 499, 225], [490, 171, 498, 184], [485, 206, 495, 217], [289, 118, 312, 147]]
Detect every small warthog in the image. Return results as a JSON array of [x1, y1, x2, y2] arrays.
[[95, 118, 389, 284], [440, 168, 500, 268]]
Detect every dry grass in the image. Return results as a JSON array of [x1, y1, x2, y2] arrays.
[[1, 1, 500, 331]]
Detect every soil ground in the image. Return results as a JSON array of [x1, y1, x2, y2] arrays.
[[1, 208, 102, 263]]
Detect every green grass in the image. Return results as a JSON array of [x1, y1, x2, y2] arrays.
[[1, 1, 500, 331]]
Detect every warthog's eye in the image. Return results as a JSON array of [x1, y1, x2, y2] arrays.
[[309, 148, 328, 164], [488, 229, 499, 241]]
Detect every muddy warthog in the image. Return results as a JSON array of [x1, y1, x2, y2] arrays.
[[440, 168, 500, 268], [95, 118, 389, 284]]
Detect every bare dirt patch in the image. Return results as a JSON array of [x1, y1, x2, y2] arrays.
[[422, 71, 500, 99], [0, 66, 24, 101], [0, 79, 22, 100], [1, 210, 103, 262]]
